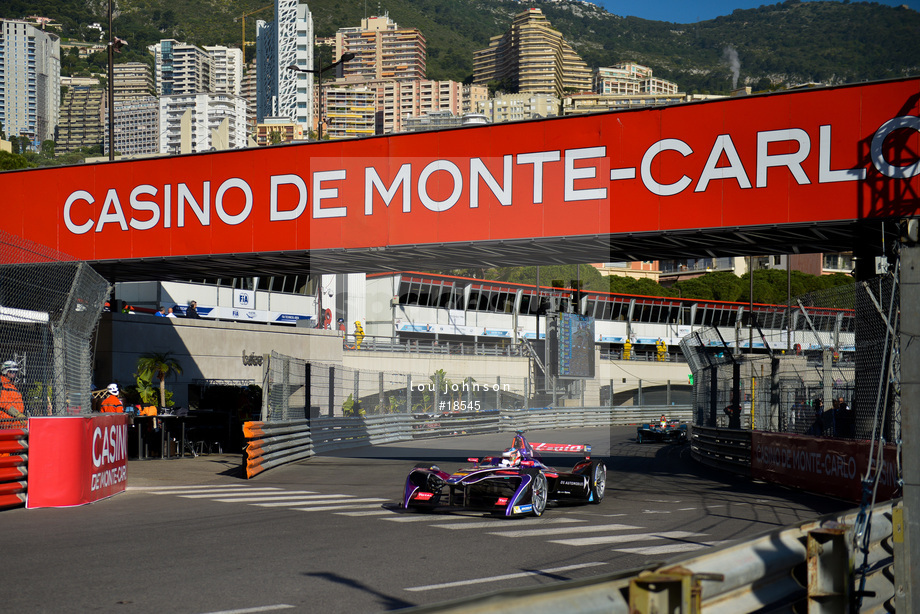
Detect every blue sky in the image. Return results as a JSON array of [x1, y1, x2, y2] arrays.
[[592, 0, 920, 24]]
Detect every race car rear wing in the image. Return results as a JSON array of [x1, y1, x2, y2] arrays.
[[530, 442, 592, 459]]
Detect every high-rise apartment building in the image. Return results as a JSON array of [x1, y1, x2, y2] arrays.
[[240, 60, 259, 141], [148, 40, 212, 96], [148, 41, 244, 97], [104, 62, 159, 157], [477, 92, 560, 123], [204, 46, 244, 96], [334, 13, 426, 82], [159, 93, 247, 154], [595, 63, 678, 95], [325, 86, 376, 140], [332, 77, 484, 135], [256, 1, 314, 133], [472, 9, 591, 99], [57, 87, 104, 153], [113, 62, 155, 100], [108, 97, 159, 157], [0, 19, 61, 144]]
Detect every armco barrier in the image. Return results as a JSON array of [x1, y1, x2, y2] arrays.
[[689, 424, 752, 476], [0, 427, 28, 510], [396, 500, 897, 614], [242, 406, 691, 478]]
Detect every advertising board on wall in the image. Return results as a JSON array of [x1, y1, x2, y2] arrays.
[[751, 431, 899, 502], [27, 415, 129, 508]]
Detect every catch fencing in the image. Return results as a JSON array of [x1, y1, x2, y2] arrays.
[[264, 351, 530, 420], [680, 278, 893, 441], [0, 231, 110, 421], [242, 405, 690, 478]]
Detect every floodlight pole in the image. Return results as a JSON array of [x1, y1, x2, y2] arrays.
[[287, 52, 355, 141]]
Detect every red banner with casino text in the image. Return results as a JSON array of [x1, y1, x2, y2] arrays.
[[27, 415, 128, 508]]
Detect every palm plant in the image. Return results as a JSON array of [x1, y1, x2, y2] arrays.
[[136, 352, 183, 409]]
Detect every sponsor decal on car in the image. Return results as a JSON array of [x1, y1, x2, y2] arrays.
[[496, 497, 509, 506], [512, 505, 533, 514], [413, 491, 435, 500]]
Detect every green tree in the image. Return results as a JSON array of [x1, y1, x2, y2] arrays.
[[136, 352, 183, 408], [0, 151, 30, 171], [40, 140, 55, 158]]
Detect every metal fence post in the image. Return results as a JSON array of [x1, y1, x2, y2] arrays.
[[496, 376, 501, 410], [378, 371, 384, 413], [328, 366, 335, 417], [638, 379, 643, 406], [261, 354, 271, 421], [406, 375, 412, 414], [305, 361, 311, 421], [806, 526, 852, 613]]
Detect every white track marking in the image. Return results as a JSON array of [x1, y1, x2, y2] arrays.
[[293, 502, 387, 512], [550, 530, 706, 547], [488, 523, 639, 538], [613, 542, 721, 556], [187, 492, 324, 500], [404, 562, 608, 592], [431, 518, 585, 530]]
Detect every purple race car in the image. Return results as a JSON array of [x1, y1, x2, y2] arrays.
[[402, 431, 606, 517]]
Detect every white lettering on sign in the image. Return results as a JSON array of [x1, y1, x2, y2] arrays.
[[61, 117, 919, 235], [91, 466, 127, 492], [92, 424, 127, 468]]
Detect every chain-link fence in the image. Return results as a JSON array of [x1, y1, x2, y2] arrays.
[[0, 231, 110, 426], [681, 276, 896, 441], [264, 351, 529, 421]]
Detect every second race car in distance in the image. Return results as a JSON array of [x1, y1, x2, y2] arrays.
[[403, 431, 606, 517], [636, 414, 688, 444]]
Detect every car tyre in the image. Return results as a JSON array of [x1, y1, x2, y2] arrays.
[[589, 460, 606, 504], [530, 471, 547, 517]]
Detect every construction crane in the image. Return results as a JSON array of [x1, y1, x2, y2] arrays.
[[235, 5, 272, 58]]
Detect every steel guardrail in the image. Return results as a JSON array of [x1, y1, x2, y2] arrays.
[[689, 424, 753, 476], [242, 406, 692, 477], [395, 501, 897, 614]]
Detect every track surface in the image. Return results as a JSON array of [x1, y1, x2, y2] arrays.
[[5, 427, 852, 613]]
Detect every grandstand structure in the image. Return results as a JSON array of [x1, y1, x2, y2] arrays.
[[365, 272, 854, 358]]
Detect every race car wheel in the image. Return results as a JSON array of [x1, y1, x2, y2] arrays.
[[530, 471, 548, 517], [589, 460, 606, 504]]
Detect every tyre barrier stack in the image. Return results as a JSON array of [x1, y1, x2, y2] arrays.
[[242, 420, 314, 479], [0, 427, 28, 510]]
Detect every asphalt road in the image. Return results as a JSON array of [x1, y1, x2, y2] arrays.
[[4, 426, 853, 613]]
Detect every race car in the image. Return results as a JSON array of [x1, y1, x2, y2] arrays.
[[636, 415, 688, 444], [402, 431, 606, 517]]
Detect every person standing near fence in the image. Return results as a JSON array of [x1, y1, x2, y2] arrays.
[[0, 361, 26, 425], [724, 401, 742, 429], [100, 383, 124, 413], [809, 398, 825, 436]]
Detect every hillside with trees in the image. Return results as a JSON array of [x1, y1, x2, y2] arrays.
[[1, 0, 917, 93]]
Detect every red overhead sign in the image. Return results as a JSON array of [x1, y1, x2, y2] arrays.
[[0, 78, 918, 263]]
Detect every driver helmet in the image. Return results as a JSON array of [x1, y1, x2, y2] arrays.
[[107, 383, 119, 396], [502, 447, 522, 466], [1, 360, 18, 376]]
